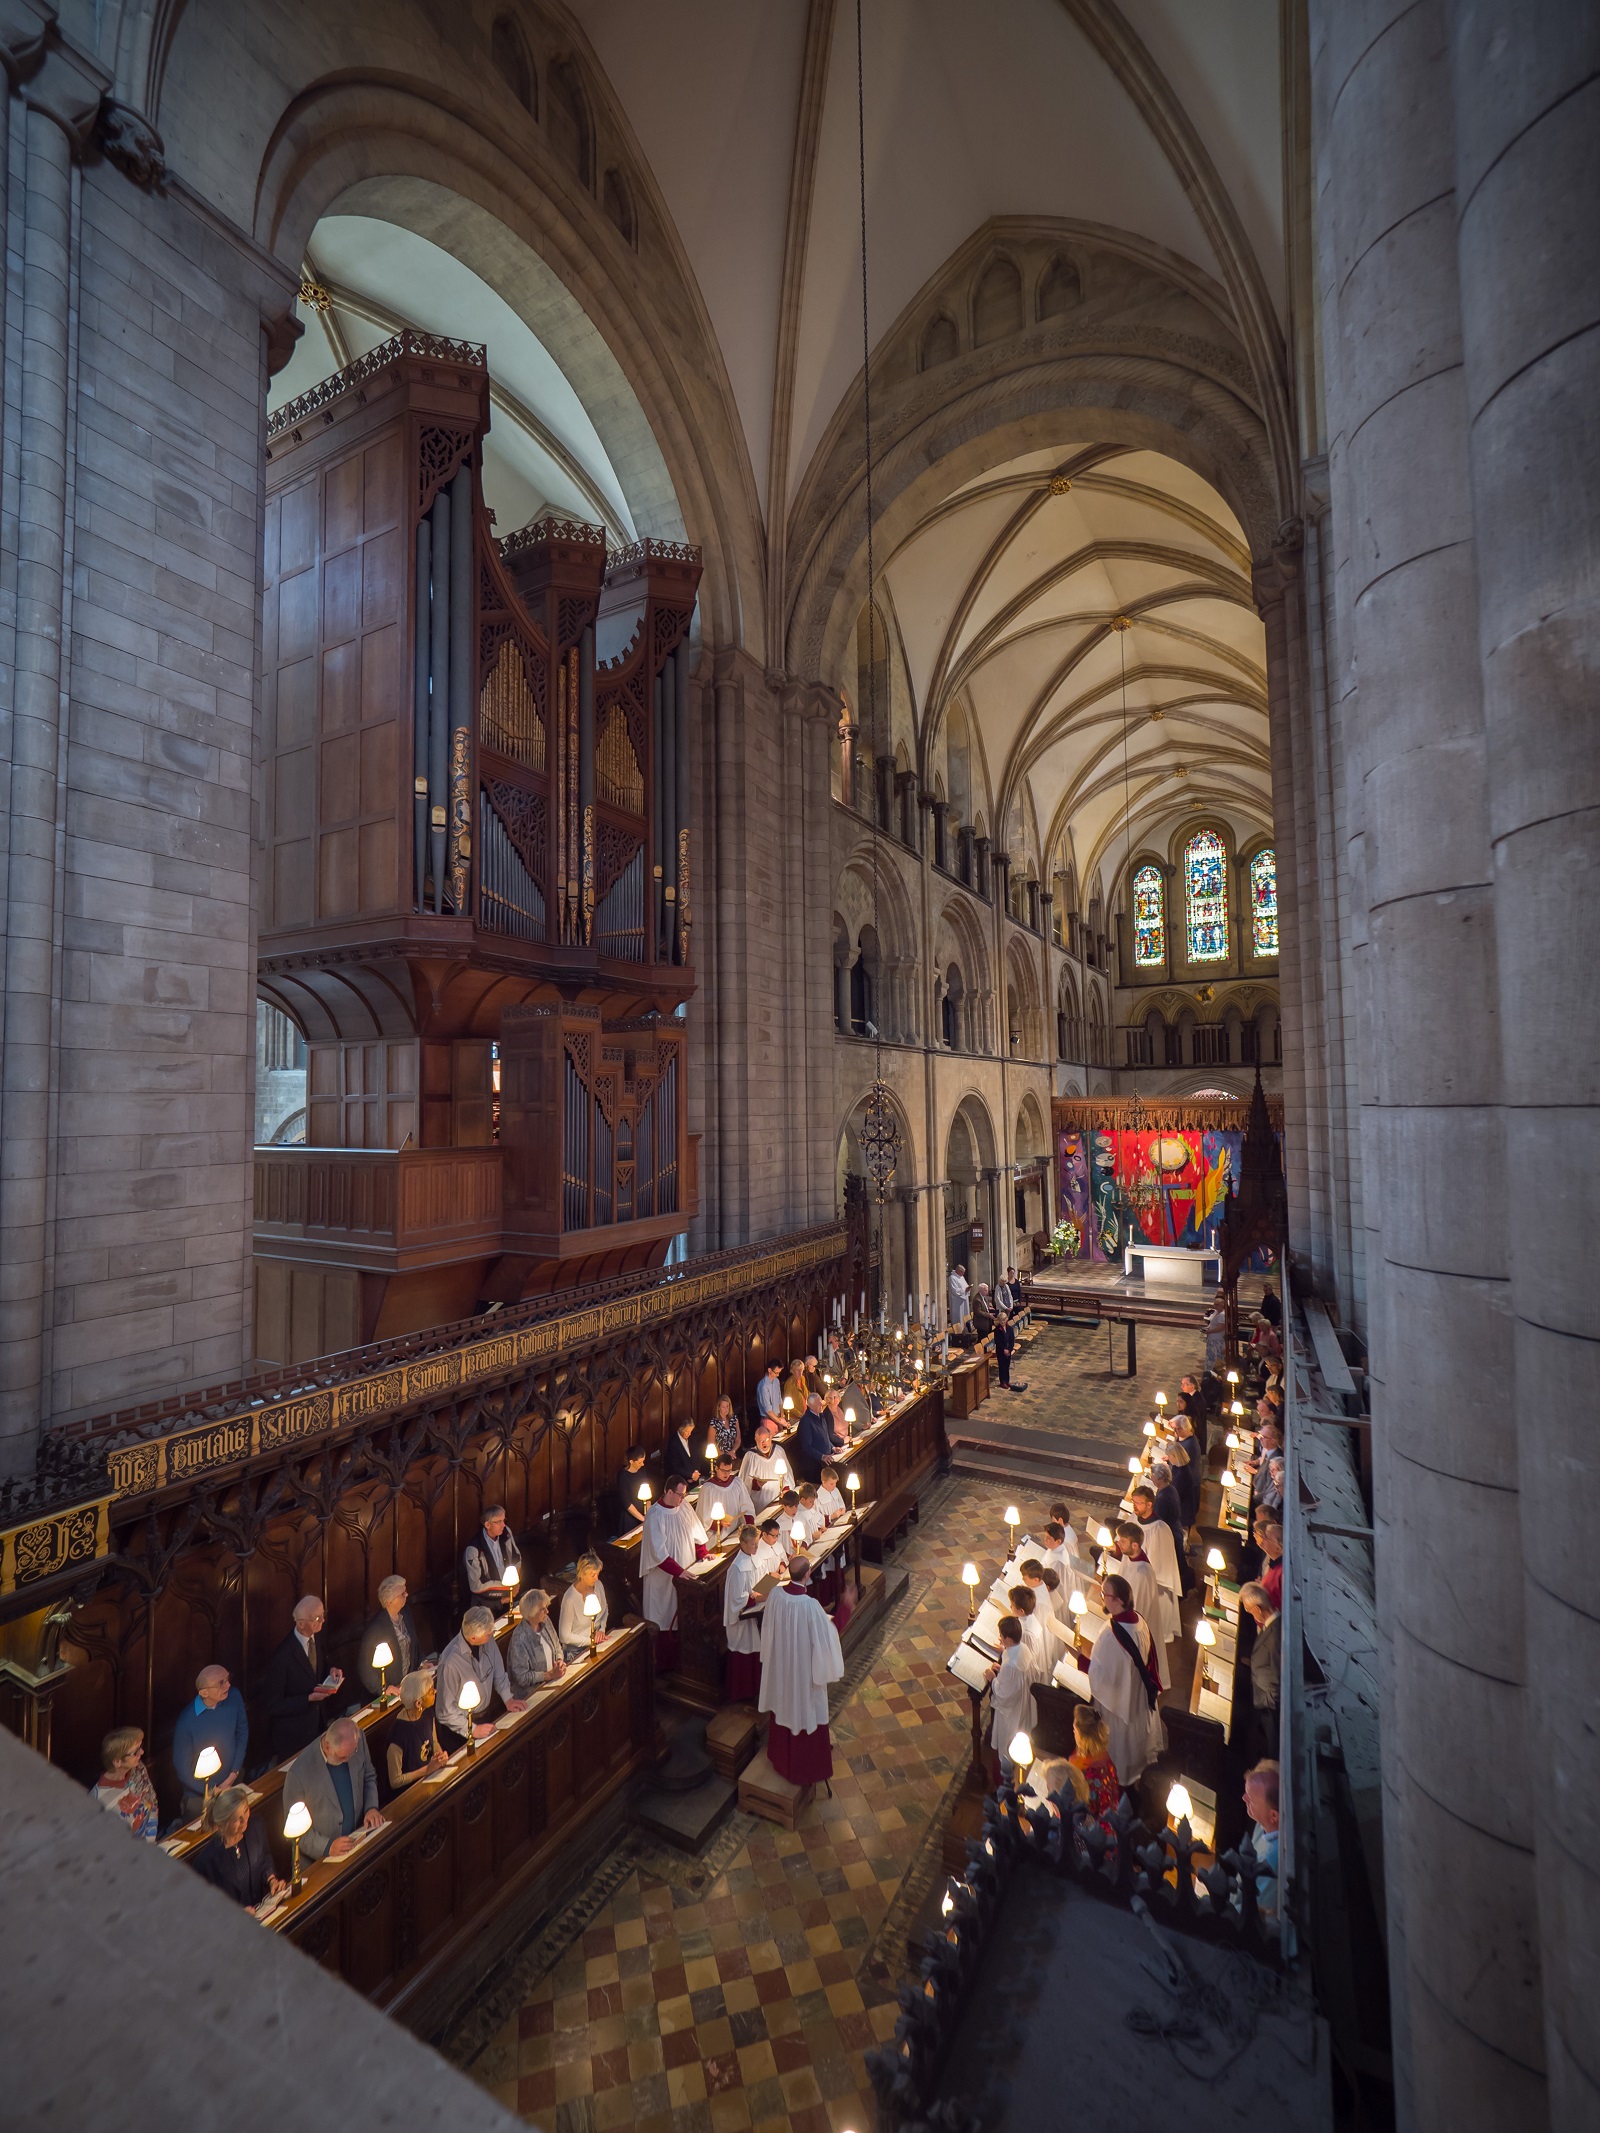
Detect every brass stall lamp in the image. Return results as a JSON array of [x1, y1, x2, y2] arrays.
[[193, 1744, 222, 1824], [782, 1395, 794, 1418], [1127, 1456, 1143, 1477], [370, 1640, 394, 1704], [1194, 1617, 1218, 1692], [1007, 1730, 1034, 1782], [709, 1499, 725, 1538], [1166, 1781, 1193, 1830], [1095, 1524, 1114, 1571], [583, 1588, 603, 1658], [1219, 1466, 1237, 1492], [457, 1676, 482, 1752], [1226, 1369, 1239, 1391], [1205, 1546, 1226, 1605], [1154, 1390, 1168, 1416], [844, 1406, 856, 1436], [1004, 1505, 1020, 1556], [501, 1562, 520, 1609], [705, 1440, 717, 1466], [1142, 1419, 1157, 1439], [283, 1798, 312, 1893], [637, 1479, 653, 1511], [790, 1518, 807, 1551], [961, 1562, 979, 1622], [1225, 1430, 1241, 1451], [846, 1471, 860, 1511], [1068, 1588, 1089, 1649]]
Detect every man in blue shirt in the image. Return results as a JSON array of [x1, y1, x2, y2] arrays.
[[172, 1665, 249, 1819], [794, 1391, 845, 1484], [755, 1363, 784, 1426], [283, 1718, 384, 1862]]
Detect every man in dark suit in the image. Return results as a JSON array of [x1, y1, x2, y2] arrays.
[[256, 1594, 342, 1764], [794, 1392, 844, 1484], [356, 1574, 425, 1702]]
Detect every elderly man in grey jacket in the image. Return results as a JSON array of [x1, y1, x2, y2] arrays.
[[282, 1718, 385, 1862]]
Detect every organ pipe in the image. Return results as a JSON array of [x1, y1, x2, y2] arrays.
[[449, 465, 474, 915], [674, 636, 691, 964], [413, 519, 430, 910], [428, 488, 451, 912], [579, 623, 595, 945]]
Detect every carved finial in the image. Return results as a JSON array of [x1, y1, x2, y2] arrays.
[[94, 101, 167, 192]]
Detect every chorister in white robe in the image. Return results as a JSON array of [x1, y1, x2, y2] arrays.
[[638, 1500, 707, 1630], [1113, 1556, 1171, 1688], [758, 1585, 843, 1736], [740, 1446, 789, 1513], [1088, 1617, 1166, 1786], [703, 1477, 755, 1533], [815, 1485, 846, 1522], [1136, 1517, 1183, 1645], [1018, 1611, 1053, 1686], [752, 1537, 785, 1583], [723, 1552, 764, 1656], [797, 1503, 828, 1547], [989, 1644, 1037, 1754]]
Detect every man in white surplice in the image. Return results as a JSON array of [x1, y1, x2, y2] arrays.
[[758, 1554, 843, 1786], [1129, 1491, 1182, 1648], [947, 1265, 971, 1329], [739, 1422, 790, 1514], [1110, 1525, 1171, 1688], [639, 1478, 707, 1675], [1082, 1572, 1165, 1786], [722, 1525, 766, 1703]]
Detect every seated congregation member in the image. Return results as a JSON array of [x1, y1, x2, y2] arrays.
[[558, 1554, 609, 1658], [1109, 1526, 1170, 1687], [664, 1414, 704, 1489], [191, 1788, 286, 1908], [708, 1394, 742, 1462], [283, 1717, 384, 1862], [437, 1606, 525, 1744], [1079, 1574, 1164, 1788], [1240, 1761, 1281, 1925], [172, 1664, 248, 1818], [1256, 1516, 1285, 1612], [92, 1726, 158, 1842], [985, 1617, 1036, 1782], [1068, 1704, 1122, 1872], [507, 1588, 566, 1696], [1129, 1483, 1183, 1639], [462, 1505, 522, 1616], [639, 1476, 708, 1674], [357, 1573, 423, 1701], [703, 1452, 754, 1536], [723, 1525, 766, 1703], [822, 1386, 853, 1447], [1240, 1581, 1281, 1761], [755, 1362, 784, 1428], [618, 1445, 650, 1528], [386, 1673, 448, 1793], [257, 1594, 342, 1763], [1145, 1462, 1192, 1592], [758, 1552, 844, 1786], [739, 1420, 789, 1514]]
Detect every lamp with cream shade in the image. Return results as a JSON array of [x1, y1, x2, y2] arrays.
[[500, 1561, 519, 1608], [637, 1479, 653, 1507], [1166, 1781, 1193, 1829], [457, 1675, 482, 1752], [1003, 1505, 1020, 1555], [583, 1587, 603, 1657], [1193, 1616, 1218, 1692], [1205, 1545, 1225, 1605], [1008, 1729, 1034, 1777], [960, 1561, 979, 1622], [283, 1797, 312, 1892], [193, 1743, 221, 1825]]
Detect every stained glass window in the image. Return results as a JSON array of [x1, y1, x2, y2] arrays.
[[1250, 847, 1278, 956], [1132, 865, 1165, 967], [1184, 830, 1229, 962]]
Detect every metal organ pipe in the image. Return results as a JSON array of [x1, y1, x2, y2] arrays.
[[427, 487, 451, 912], [448, 465, 474, 916], [413, 519, 431, 910], [674, 636, 691, 963]]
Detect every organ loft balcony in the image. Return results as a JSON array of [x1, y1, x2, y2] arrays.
[[252, 334, 700, 1360]]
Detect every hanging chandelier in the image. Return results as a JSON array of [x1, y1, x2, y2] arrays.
[[854, 0, 899, 1206]]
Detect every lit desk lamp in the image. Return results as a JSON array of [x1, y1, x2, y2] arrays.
[[708, 1498, 726, 1539], [1008, 1730, 1034, 1786], [637, 1480, 653, 1512], [1166, 1781, 1193, 1830], [1004, 1505, 1020, 1556], [370, 1640, 394, 1704], [961, 1562, 979, 1622], [1193, 1617, 1218, 1693], [457, 1676, 481, 1752], [583, 1588, 603, 1657], [283, 1797, 312, 1893], [193, 1744, 221, 1824], [501, 1562, 520, 1612]]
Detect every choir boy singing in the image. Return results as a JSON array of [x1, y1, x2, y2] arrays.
[[758, 1553, 844, 1786], [740, 1421, 789, 1513], [723, 1525, 766, 1703], [638, 1476, 708, 1674], [816, 1464, 847, 1522], [704, 1452, 755, 1535], [986, 1617, 1036, 1782]]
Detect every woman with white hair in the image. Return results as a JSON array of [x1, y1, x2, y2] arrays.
[[385, 1672, 447, 1793], [558, 1555, 609, 1659], [506, 1587, 566, 1698], [190, 1788, 286, 1908]]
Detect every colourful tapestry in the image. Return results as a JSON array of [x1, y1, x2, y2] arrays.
[[1057, 1121, 1277, 1270]]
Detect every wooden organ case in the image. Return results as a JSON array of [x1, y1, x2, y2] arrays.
[[256, 334, 700, 1358]]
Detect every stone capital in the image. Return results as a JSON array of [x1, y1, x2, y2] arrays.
[[776, 675, 841, 725], [20, 33, 108, 149], [0, 0, 51, 81]]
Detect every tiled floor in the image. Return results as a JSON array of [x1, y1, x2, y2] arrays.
[[465, 1317, 1222, 2132]]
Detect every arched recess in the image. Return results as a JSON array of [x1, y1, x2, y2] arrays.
[[169, 38, 764, 650], [836, 1086, 918, 1321], [932, 897, 991, 1055], [834, 846, 919, 1045], [1013, 1090, 1051, 1261], [943, 1092, 999, 1296], [1005, 936, 1043, 1059]]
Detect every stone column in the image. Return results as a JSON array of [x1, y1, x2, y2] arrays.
[[1447, 8, 1600, 2119], [1312, 2, 1543, 2122], [0, 49, 103, 1469]]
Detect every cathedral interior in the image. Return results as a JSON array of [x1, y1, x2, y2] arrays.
[[0, 5, 1593, 2132]]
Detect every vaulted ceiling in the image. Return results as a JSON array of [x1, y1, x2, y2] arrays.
[[257, 0, 1283, 899]]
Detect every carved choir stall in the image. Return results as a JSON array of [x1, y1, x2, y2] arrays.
[[256, 332, 701, 1359]]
